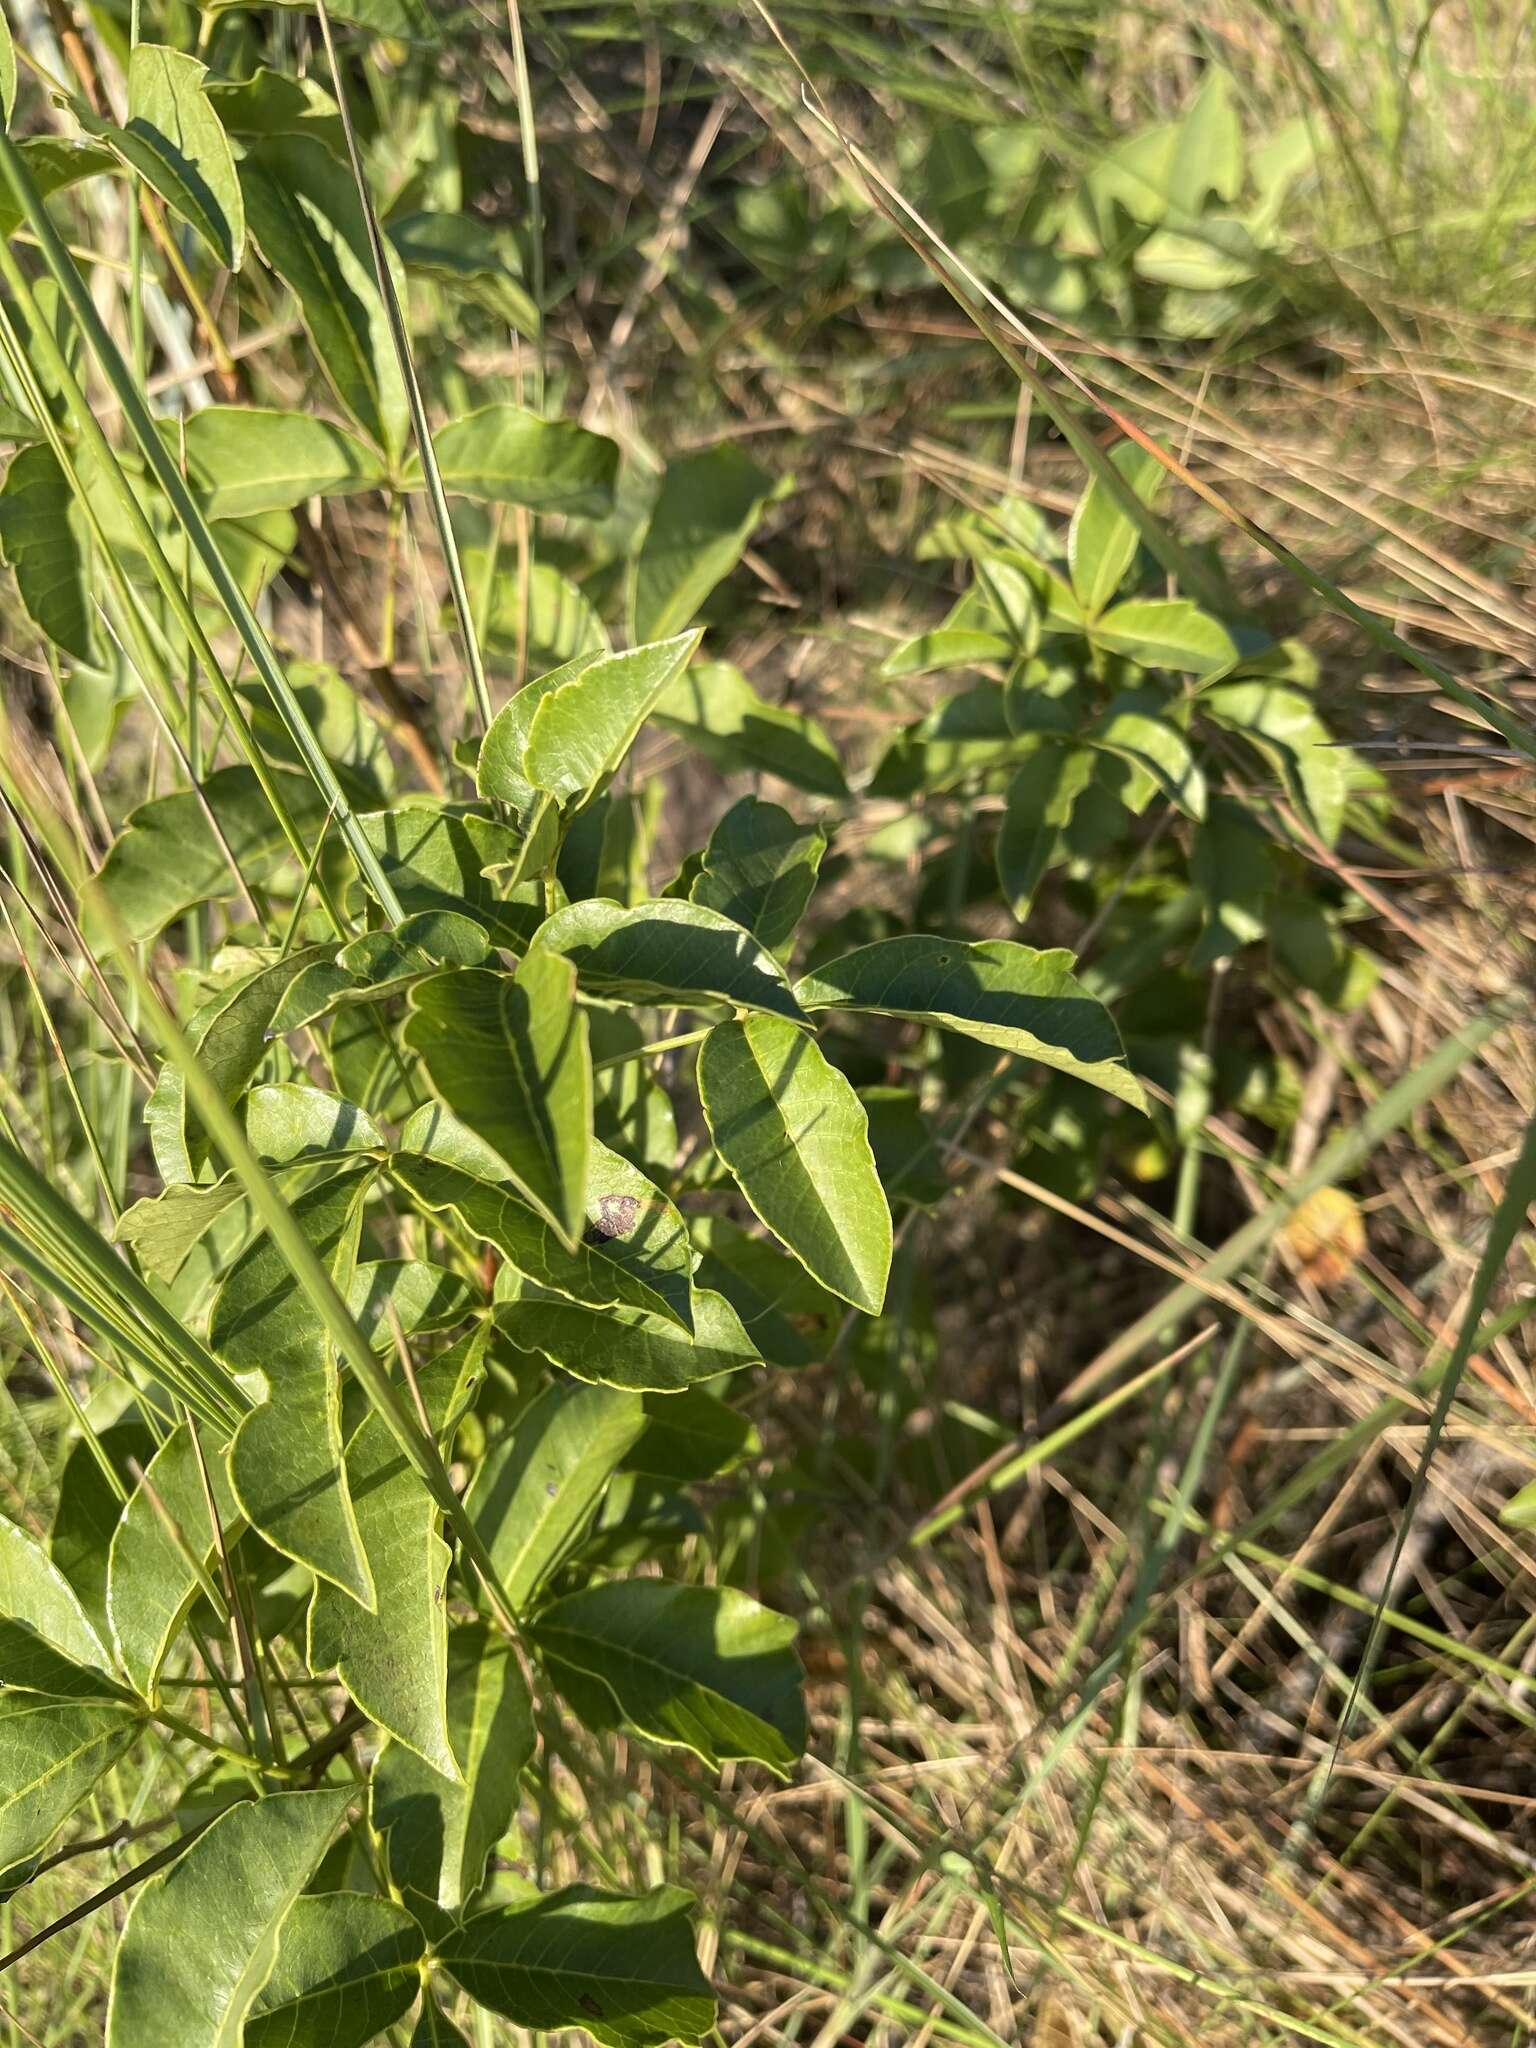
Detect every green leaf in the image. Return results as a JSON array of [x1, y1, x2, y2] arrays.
[[437, 1884, 716, 2048], [633, 443, 778, 641], [698, 1017, 890, 1314], [1191, 795, 1274, 967], [403, 954, 591, 1248], [494, 1286, 760, 1394], [102, 45, 245, 270], [1168, 68, 1243, 214], [349, 1259, 472, 1345], [1089, 598, 1238, 674], [631, 1387, 759, 1484], [0, 443, 95, 662], [1067, 442, 1166, 618], [50, 1421, 154, 1644], [308, 1343, 480, 1778], [879, 627, 1013, 679], [686, 1214, 832, 1368], [0, 138, 119, 241], [205, 69, 345, 157], [0, 1695, 142, 1869], [239, 135, 408, 458], [1091, 690, 1206, 817], [370, 1622, 534, 1918], [115, 1179, 246, 1284], [359, 804, 538, 948], [651, 661, 846, 797], [86, 765, 326, 946], [534, 1579, 804, 1773], [689, 798, 825, 953], [391, 1145, 687, 1329], [107, 1420, 242, 1702], [372, 1622, 536, 1925], [245, 1891, 426, 2048], [471, 552, 608, 672], [533, 899, 806, 1021], [220, 1168, 376, 1606], [106, 1787, 351, 2048], [997, 745, 1097, 919], [466, 1381, 644, 1611], [268, 0, 438, 34], [410, 403, 617, 515], [181, 946, 331, 1172], [0, 1514, 111, 1672], [795, 937, 1145, 1108], [178, 407, 384, 521], [476, 652, 596, 821], [246, 1082, 384, 1165], [411, 1999, 471, 2048], [1201, 680, 1355, 845], [522, 632, 703, 808], [388, 211, 538, 331], [0, 13, 14, 126]]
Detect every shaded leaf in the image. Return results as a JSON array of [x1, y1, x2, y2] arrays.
[[534, 899, 805, 1021], [0, 443, 95, 662], [86, 765, 326, 946], [795, 937, 1144, 1107], [633, 444, 777, 641], [466, 1381, 644, 1611], [307, 1343, 480, 1778], [686, 1214, 833, 1368], [49, 1422, 154, 1644], [437, 1884, 715, 2048], [107, 1420, 242, 1702], [689, 798, 825, 953], [359, 804, 538, 948], [698, 1017, 890, 1313], [219, 1168, 375, 1606], [106, 1788, 351, 2048], [534, 1579, 804, 1773], [494, 1286, 759, 1394], [370, 1622, 534, 1919], [403, 954, 591, 1248], [651, 661, 846, 797], [631, 1388, 759, 1484], [239, 135, 408, 458], [997, 745, 1096, 919], [246, 1890, 426, 2048], [388, 211, 538, 331]]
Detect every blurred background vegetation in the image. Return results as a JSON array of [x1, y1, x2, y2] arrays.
[[3, 1, 1535, 2042]]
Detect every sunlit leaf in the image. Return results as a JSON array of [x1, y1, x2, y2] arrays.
[[466, 1381, 644, 1611], [534, 1579, 804, 1773], [437, 1884, 715, 2048], [795, 936, 1145, 1107], [106, 1788, 352, 2048], [698, 1016, 890, 1313]]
